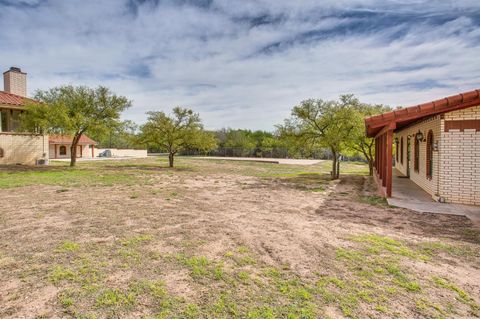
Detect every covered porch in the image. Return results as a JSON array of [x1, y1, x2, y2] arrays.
[[388, 169, 480, 224], [366, 89, 480, 199]]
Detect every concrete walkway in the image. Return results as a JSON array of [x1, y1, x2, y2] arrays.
[[387, 170, 480, 225], [193, 156, 324, 166]]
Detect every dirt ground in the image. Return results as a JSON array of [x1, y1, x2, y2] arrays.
[[0, 158, 479, 319]]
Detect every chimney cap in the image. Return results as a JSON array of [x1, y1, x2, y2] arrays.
[[3, 67, 26, 74]]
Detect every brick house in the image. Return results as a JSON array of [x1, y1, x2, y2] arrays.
[[365, 89, 480, 206], [0, 67, 97, 164]]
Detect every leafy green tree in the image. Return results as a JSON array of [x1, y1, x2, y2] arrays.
[[224, 129, 256, 156], [189, 130, 218, 155], [21, 85, 131, 167], [340, 95, 391, 176], [89, 120, 141, 149], [279, 99, 355, 179], [139, 107, 216, 167]]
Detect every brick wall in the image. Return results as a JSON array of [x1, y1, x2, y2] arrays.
[[439, 105, 480, 205], [3, 70, 27, 97], [394, 116, 441, 197], [0, 133, 48, 165]]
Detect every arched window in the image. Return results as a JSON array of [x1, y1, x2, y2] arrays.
[[0, 147, 4, 158], [426, 130, 434, 179], [59, 145, 67, 155], [414, 138, 420, 172], [400, 137, 404, 165]]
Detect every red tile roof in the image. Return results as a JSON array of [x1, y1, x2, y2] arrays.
[[49, 134, 98, 145], [365, 89, 480, 137], [0, 90, 35, 107]]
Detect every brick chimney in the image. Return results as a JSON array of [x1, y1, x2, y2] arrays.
[[3, 67, 27, 97]]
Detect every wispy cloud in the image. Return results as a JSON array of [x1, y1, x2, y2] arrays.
[[0, 0, 479, 130]]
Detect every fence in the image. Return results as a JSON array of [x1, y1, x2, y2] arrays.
[[177, 147, 365, 162]]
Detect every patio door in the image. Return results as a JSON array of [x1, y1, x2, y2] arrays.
[[406, 137, 411, 178]]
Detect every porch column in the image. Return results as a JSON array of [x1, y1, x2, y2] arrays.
[[386, 129, 393, 197], [55, 144, 58, 159], [382, 134, 387, 187]]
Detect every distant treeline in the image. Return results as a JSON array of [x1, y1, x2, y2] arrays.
[[93, 126, 364, 161]]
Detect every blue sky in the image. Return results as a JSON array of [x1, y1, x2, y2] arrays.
[[1, 0, 479, 130]]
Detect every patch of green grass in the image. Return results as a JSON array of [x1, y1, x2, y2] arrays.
[[338, 293, 359, 318], [358, 195, 389, 207], [419, 242, 476, 258], [49, 266, 77, 284], [336, 248, 363, 261], [416, 297, 451, 319], [183, 303, 200, 319], [310, 186, 325, 193], [237, 246, 250, 254], [183, 256, 210, 278], [95, 288, 136, 308], [58, 290, 75, 308], [351, 234, 423, 260], [121, 234, 153, 246], [238, 256, 256, 266], [247, 306, 276, 319], [433, 277, 479, 315], [0, 167, 143, 189], [317, 276, 346, 290], [237, 271, 250, 283], [210, 293, 240, 317], [118, 248, 141, 264], [56, 241, 80, 253]]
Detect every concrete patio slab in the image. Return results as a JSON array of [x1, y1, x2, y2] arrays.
[[388, 170, 480, 225]]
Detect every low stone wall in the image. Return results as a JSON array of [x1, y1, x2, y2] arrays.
[[0, 133, 49, 165], [96, 148, 148, 158]]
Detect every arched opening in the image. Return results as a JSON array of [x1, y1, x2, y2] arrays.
[[414, 138, 420, 172], [426, 130, 434, 179], [400, 137, 404, 165], [59, 145, 67, 155]]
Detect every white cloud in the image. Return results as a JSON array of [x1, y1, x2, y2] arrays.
[[0, 0, 479, 130]]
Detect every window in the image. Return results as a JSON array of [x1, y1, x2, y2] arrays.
[[59, 145, 67, 155], [414, 138, 420, 172], [0, 109, 7, 132], [10, 110, 21, 132], [426, 130, 434, 179], [400, 137, 404, 165], [0, 147, 4, 158]]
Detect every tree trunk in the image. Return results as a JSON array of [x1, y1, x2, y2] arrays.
[[331, 148, 339, 180], [168, 152, 174, 168], [368, 160, 373, 176], [70, 134, 81, 167], [367, 145, 374, 176]]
